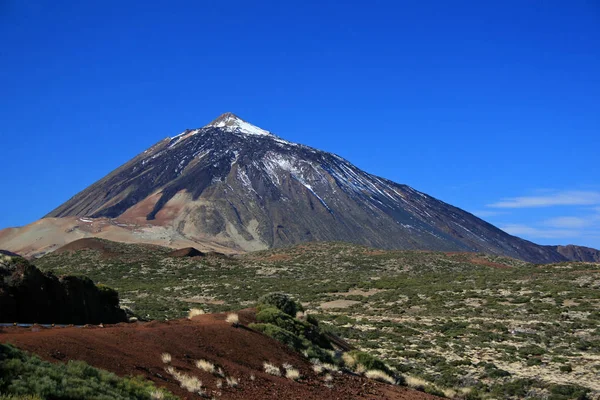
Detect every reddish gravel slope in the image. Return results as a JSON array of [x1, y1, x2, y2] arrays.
[[0, 310, 439, 400]]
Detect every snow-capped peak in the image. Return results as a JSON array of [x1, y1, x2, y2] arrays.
[[206, 112, 273, 136]]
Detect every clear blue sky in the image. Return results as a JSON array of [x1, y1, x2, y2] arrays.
[[1, 1, 599, 248]]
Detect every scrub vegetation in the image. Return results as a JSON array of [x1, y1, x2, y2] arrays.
[[36, 241, 600, 398]]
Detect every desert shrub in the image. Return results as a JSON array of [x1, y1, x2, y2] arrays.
[[346, 351, 393, 376], [518, 345, 545, 357], [257, 292, 303, 316], [305, 313, 320, 326], [304, 344, 335, 364], [255, 306, 332, 349], [480, 362, 511, 378], [0, 344, 177, 399], [526, 358, 542, 366], [423, 386, 447, 397], [559, 364, 572, 373], [549, 384, 590, 400], [250, 323, 305, 351], [490, 379, 534, 398], [436, 321, 469, 338], [256, 307, 303, 334]]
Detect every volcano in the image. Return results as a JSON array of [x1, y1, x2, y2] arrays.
[[2, 113, 598, 262]]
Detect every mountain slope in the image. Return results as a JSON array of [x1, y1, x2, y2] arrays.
[[14, 112, 595, 263]]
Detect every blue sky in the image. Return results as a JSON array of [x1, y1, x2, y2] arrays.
[[1, 1, 599, 248]]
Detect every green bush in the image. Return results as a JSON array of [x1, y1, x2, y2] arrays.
[[436, 321, 469, 338], [518, 345, 545, 357], [423, 386, 446, 397], [256, 307, 305, 335], [255, 307, 331, 349], [480, 362, 511, 378], [249, 323, 306, 351], [559, 364, 573, 373], [490, 379, 534, 398], [549, 384, 590, 400], [0, 344, 176, 400], [257, 292, 303, 316], [526, 358, 542, 366]]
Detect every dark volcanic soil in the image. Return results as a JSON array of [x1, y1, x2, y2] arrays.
[[0, 310, 438, 400]]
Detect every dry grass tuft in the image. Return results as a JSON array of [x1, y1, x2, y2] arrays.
[[160, 353, 172, 364], [216, 379, 223, 389], [150, 389, 165, 399], [282, 363, 301, 380], [310, 359, 340, 375], [263, 362, 281, 376], [178, 375, 203, 394], [187, 308, 205, 319], [342, 352, 356, 368], [226, 376, 239, 387], [195, 359, 216, 374], [225, 313, 239, 326], [443, 388, 458, 398], [285, 367, 301, 380], [405, 375, 428, 388], [165, 366, 204, 395], [323, 363, 339, 372], [364, 369, 396, 385]]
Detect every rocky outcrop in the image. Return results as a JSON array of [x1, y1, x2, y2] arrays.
[[0, 256, 127, 324]]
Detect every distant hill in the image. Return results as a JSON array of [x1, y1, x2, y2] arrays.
[[551, 244, 600, 263], [0, 249, 20, 257]]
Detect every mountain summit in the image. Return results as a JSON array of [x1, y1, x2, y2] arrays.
[[3, 113, 598, 262], [205, 112, 273, 136]]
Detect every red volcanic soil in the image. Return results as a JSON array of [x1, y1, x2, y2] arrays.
[[53, 237, 124, 256], [0, 310, 438, 400], [167, 247, 207, 258]]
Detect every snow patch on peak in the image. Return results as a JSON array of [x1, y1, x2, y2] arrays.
[[206, 112, 272, 137], [169, 128, 201, 146]]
